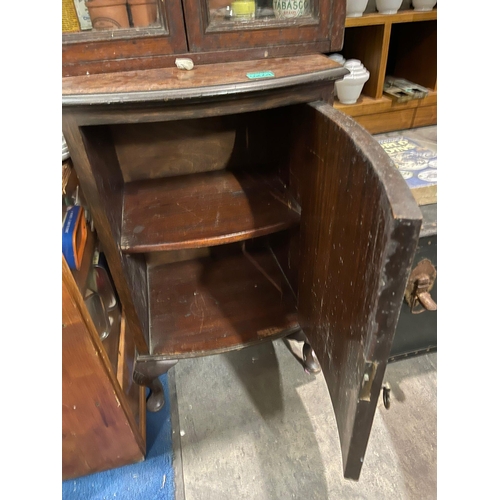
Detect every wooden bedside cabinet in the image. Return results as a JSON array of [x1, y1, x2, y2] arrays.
[[62, 0, 428, 481], [62, 53, 421, 480]]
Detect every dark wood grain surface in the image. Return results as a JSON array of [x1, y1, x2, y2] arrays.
[[121, 171, 300, 253], [62, 54, 347, 104], [330, 0, 347, 52], [149, 246, 299, 358], [289, 102, 421, 479], [62, 79, 337, 127], [110, 118, 239, 182], [62, 41, 333, 77]]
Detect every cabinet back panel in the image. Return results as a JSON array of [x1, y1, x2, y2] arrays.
[[109, 108, 303, 183], [386, 21, 437, 90], [244, 106, 300, 294], [110, 117, 244, 182]]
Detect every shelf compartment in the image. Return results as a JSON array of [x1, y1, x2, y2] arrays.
[[386, 20, 437, 91], [121, 170, 300, 253], [342, 24, 388, 99], [148, 246, 299, 358]]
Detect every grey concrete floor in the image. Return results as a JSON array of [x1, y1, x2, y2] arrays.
[[171, 339, 437, 500]]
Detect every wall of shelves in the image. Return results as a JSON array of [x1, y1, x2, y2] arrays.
[[333, 8, 437, 134]]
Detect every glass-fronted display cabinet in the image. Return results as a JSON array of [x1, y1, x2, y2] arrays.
[[62, 0, 345, 76]]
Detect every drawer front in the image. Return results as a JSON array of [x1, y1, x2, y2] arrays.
[[355, 108, 415, 134], [413, 104, 437, 128]]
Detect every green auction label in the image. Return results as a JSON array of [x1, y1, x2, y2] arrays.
[[246, 71, 275, 79]]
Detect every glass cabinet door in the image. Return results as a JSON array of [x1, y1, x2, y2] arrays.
[[183, 0, 335, 53], [62, 0, 162, 32], [62, 0, 188, 76], [207, 0, 314, 23]]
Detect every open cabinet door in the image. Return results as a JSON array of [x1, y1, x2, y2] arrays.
[[291, 103, 422, 479]]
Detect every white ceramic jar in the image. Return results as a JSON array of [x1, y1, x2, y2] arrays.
[[346, 0, 369, 17], [335, 59, 370, 105], [412, 0, 436, 11], [328, 53, 346, 65], [375, 0, 403, 14], [62, 133, 70, 161]]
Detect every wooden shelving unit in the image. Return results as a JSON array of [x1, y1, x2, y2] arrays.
[[334, 8, 437, 133]]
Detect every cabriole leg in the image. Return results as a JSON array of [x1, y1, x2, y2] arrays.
[[303, 342, 322, 374], [133, 357, 178, 412], [285, 330, 322, 374]]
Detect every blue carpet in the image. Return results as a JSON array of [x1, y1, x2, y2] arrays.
[[62, 374, 175, 500]]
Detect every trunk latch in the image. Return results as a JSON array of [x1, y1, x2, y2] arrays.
[[404, 258, 437, 314]]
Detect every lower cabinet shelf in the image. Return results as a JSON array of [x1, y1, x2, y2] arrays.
[[148, 244, 299, 358]]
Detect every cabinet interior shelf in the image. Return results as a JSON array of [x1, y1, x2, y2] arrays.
[[148, 246, 299, 358], [121, 170, 300, 253]]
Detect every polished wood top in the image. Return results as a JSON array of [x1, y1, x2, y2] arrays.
[[62, 54, 347, 105]]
